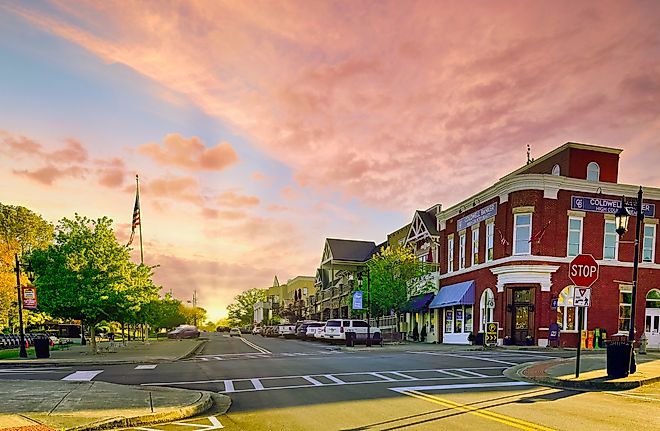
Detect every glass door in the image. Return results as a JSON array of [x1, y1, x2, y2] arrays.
[[511, 288, 533, 345]]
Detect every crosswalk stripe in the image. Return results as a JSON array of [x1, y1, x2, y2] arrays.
[[223, 380, 234, 393], [459, 368, 489, 378], [370, 372, 395, 381], [436, 369, 466, 378], [62, 370, 104, 381], [324, 374, 345, 384], [302, 375, 324, 386], [250, 378, 264, 390], [134, 365, 157, 370], [388, 371, 416, 380]]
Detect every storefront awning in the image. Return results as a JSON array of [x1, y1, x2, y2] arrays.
[[429, 281, 475, 308], [402, 292, 435, 313]]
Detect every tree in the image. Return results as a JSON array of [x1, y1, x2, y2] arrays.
[[227, 288, 267, 327], [180, 304, 207, 326], [142, 295, 187, 331], [30, 214, 158, 352], [0, 203, 53, 330], [363, 245, 431, 319]]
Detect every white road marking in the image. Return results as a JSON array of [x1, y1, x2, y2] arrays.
[[389, 381, 533, 393], [323, 374, 346, 384], [223, 380, 234, 393], [370, 372, 395, 381], [134, 365, 157, 370], [250, 378, 264, 390], [238, 337, 271, 354], [388, 371, 416, 380], [135, 427, 163, 431], [61, 370, 104, 381], [201, 357, 210, 361], [302, 375, 324, 386], [170, 416, 224, 430], [457, 368, 489, 378], [408, 351, 518, 366], [436, 369, 467, 378], [605, 391, 660, 402]]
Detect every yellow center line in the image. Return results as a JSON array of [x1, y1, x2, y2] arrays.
[[403, 390, 556, 431]]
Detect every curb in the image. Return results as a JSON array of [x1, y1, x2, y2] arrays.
[[65, 387, 214, 431], [504, 359, 660, 392], [176, 339, 208, 361]]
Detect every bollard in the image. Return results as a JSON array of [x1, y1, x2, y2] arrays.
[[639, 333, 648, 355]]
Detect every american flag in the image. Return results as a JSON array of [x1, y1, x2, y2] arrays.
[[496, 226, 509, 246], [529, 221, 551, 244], [127, 188, 140, 246]]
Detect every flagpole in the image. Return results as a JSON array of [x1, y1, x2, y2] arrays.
[[136, 174, 144, 265]]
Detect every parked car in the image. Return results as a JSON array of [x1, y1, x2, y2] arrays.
[[229, 327, 241, 337], [303, 322, 324, 339], [266, 326, 279, 337], [167, 325, 200, 339], [323, 319, 382, 345], [252, 327, 262, 335], [296, 321, 317, 339], [278, 324, 297, 338], [216, 326, 229, 332], [313, 325, 326, 339]]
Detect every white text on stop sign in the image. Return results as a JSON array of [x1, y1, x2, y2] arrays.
[[571, 264, 597, 278]]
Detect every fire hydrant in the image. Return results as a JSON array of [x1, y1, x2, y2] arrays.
[[639, 333, 648, 355]]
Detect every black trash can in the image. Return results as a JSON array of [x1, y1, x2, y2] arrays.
[[475, 332, 485, 346], [34, 336, 50, 359], [606, 337, 632, 378], [345, 332, 356, 347]]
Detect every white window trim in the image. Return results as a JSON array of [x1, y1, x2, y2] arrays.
[[643, 224, 656, 263], [513, 213, 533, 256], [486, 222, 494, 263], [447, 237, 454, 273], [603, 220, 619, 260], [587, 161, 600, 182], [567, 216, 583, 257], [459, 233, 466, 270], [472, 228, 479, 266], [480, 289, 495, 332], [557, 286, 589, 333], [552, 164, 560, 176]]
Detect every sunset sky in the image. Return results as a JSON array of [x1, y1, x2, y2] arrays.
[[1, 1, 659, 320]]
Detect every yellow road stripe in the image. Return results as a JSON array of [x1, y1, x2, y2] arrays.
[[404, 390, 556, 431]]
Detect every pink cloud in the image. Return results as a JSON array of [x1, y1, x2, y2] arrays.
[[13, 165, 86, 185], [5, 1, 660, 211], [251, 171, 266, 181], [137, 133, 239, 172], [139, 175, 203, 205], [217, 190, 260, 207]]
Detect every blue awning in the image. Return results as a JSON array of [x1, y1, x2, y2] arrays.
[[402, 292, 435, 313], [429, 281, 475, 308]]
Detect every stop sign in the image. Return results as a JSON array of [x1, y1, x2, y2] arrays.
[[569, 254, 599, 287]]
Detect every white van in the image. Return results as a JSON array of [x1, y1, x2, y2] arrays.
[[277, 324, 297, 338], [323, 319, 381, 345]]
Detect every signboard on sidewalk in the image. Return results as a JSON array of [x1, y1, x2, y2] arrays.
[[485, 322, 498, 346], [22, 286, 37, 310], [573, 287, 592, 307], [352, 291, 363, 310]]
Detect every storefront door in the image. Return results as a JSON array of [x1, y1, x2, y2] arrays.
[[646, 308, 660, 348], [511, 288, 534, 345]]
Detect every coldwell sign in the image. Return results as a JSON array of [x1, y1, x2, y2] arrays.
[[456, 202, 498, 231], [569, 254, 599, 288], [571, 196, 655, 217]]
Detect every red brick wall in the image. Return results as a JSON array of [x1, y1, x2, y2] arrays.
[[568, 148, 619, 183]]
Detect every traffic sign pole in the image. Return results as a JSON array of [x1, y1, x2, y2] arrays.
[[575, 307, 583, 378]]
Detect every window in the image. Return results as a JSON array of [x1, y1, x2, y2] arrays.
[[603, 220, 619, 260], [303, 287, 308, 296], [472, 228, 479, 265], [643, 224, 656, 263], [619, 285, 632, 332], [480, 289, 495, 332], [486, 222, 494, 262], [587, 162, 600, 182], [447, 237, 454, 273], [445, 305, 472, 334], [459, 233, 466, 270], [444, 308, 453, 333], [567, 217, 583, 257], [552, 164, 560, 176], [513, 213, 532, 255], [557, 286, 587, 331]]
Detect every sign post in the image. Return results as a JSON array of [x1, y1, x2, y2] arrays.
[[485, 322, 498, 347], [569, 254, 599, 378]]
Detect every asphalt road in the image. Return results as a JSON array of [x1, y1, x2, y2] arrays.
[[2, 333, 659, 431]]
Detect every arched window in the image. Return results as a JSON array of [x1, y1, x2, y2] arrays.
[[552, 164, 561, 176], [557, 286, 588, 331], [647, 289, 660, 309], [587, 162, 600, 182], [480, 288, 495, 332]]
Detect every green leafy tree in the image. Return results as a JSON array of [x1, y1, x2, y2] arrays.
[[227, 288, 266, 327], [180, 304, 207, 326], [361, 245, 431, 319], [142, 295, 187, 331], [30, 214, 157, 352], [0, 204, 54, 330]]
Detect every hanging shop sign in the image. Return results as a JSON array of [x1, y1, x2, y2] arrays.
[[22, 286, 37, 310]]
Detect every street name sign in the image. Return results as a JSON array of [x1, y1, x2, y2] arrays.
[[573, 287, 592, 307], [485, 322, 498, 346], [569, 254, 599, 287]]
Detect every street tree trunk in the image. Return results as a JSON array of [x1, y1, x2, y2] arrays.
[[89, 324, 97, 354]]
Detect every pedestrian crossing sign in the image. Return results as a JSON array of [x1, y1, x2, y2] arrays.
[[573, 287, 591, 307]]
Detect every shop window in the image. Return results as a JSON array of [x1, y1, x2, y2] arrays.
[[567, 217, 583, 257], [445, 308, 453, 333], [486, 222, 494, 262], [459, 233, 466, 270], [513, 213, 532, 255], [603, 221, 619, 260], [587, 162, 600, 182], [619, 286, 632, 332], [471, 228, 479, 265], [557, 286, 587, 331], [447, 237, 454, 273], [445, 305, 472, 334], [454, 307, 463, 333], [643, 224, 656, 263], [480, 289, 495, 332]]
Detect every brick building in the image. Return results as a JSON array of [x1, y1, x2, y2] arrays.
[[427, 142, 660, 347]]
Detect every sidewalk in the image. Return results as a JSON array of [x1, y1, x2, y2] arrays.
[[505, 351, 660, 391], [0, 379, 229, 431], [0, 338, 206, 367]]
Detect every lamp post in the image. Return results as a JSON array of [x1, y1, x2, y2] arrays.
[[14, 254, 35, 359], [614, 186, 643, 374], [358, 269, 371, 347]]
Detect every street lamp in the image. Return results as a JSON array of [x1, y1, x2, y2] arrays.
[[14, 254, 35, 359], [358, 269, 371, 347], [614, 186, 644, 374]]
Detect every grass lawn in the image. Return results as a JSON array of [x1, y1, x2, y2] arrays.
[[0, 347, 35, 360]]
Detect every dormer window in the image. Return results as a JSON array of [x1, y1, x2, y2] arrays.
[[587, 162, 600, 182], [552, 164, 560, 176]]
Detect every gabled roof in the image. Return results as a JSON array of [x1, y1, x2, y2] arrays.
[[417, 210, 439, 236], [325, 238, 377, 263], [406, 209, 439, 244]]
